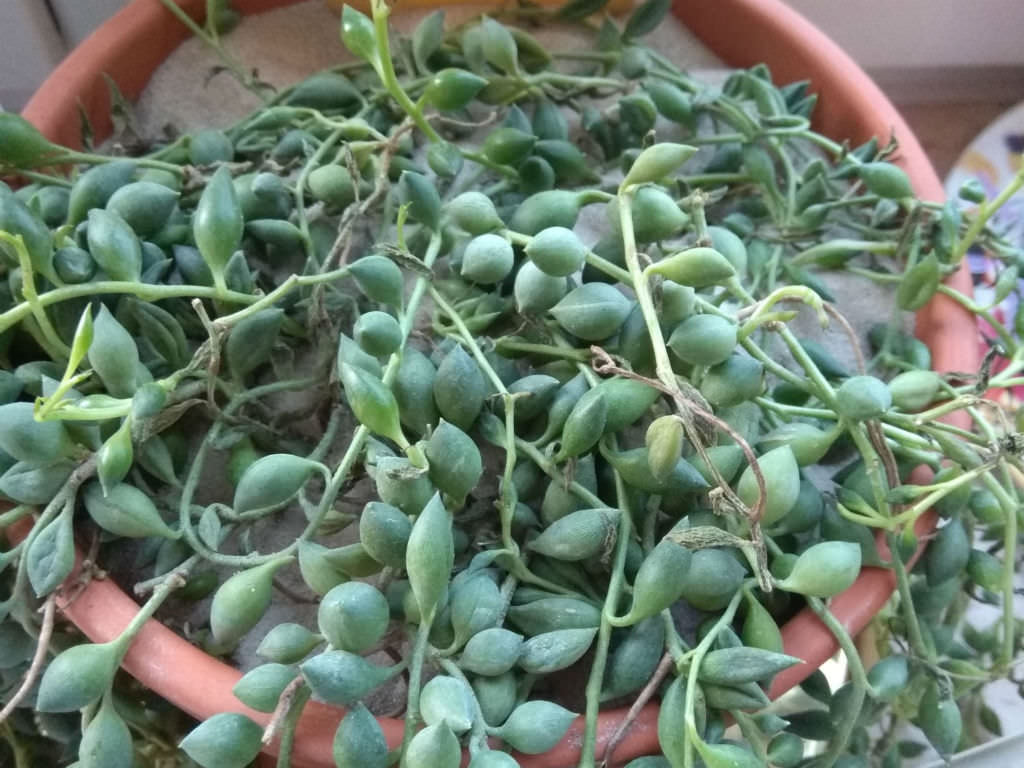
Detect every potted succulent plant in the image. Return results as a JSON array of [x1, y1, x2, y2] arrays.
[[2, 1, 1022, 767]]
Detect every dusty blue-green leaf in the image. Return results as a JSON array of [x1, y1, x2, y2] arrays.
[[179, 713, 264, 768], [26, 509, 74, 597], [623, 0, 671, 39]]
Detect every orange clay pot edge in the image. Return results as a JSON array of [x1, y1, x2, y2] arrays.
[[17, 0, 978, 766]]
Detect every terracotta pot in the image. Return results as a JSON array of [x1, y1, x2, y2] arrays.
[[18, 1, 978, 766]]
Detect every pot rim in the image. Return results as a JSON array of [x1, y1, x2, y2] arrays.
[[17, 1, 979, 766]]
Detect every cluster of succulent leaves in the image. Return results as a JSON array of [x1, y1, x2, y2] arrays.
[[2, 0, 1024, 766]]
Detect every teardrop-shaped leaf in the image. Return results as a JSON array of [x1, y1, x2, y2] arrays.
[[86, 209, 142, 282], [232, 662, 296, 712], [423, 69, 488, 111], [550, 283, 630, 341], [26, 508, 74, 597], [434, 344, 486, 431], [318, 581, 389, 653], [233, 453, 318, 514], [0, 459, 74, 505], [897, 253, 941, 311], [648, 247, 735, 288], [78, 692, 133, 768], [736, 445, 800, 526], [97, 419, 133, 496], [624, 538, 692, 622], [0, 111, 62, 168], [777, 541, 861, 597], [179, 713, 264, 768], [697, 646, 801, 685], [622, 0, 671, 40], [226, 308, 284, 379], [340, 363, 407, 446], [518, 627, 597, 673], [412, 10, 445, 72], [193, 166, 242, 288], [425, 419, 482, 504], [498, 700, 577, 754], [420, 675, 475, 733], [257, 622, 322, 664], [300, 649, 396, 705], [480, 17, 519, 74], [0, 403, 75, 464], [341, 5, 379, 63], [210, 557, 291, 646], [406, 723, 461, 768], [350, 254, 404, 306], [528, 508, 619, 562], [83, 481, 177, 539], [406, 492, 453, 622], [88, 305, 139, 398], [398, 171, 441, 231], [460, 628, 524, 676], [334, 703, 388, 768], [621, 143, 697, 189], [36, 642, 120, 712]]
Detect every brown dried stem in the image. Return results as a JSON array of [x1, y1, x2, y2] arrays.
[[824, 303, 866, 374], [600, 651, 674, 768], [590, 346, 772, 591], [261, 675, 306, 746], [0, 594, 58, 726]]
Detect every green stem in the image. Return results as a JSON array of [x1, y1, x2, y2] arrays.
[[15, 170, 73, 187], [617, 188, 675, 391], [505, 229, 633, 285], [551, 51, 619, 64], [790, 239, 897, 267], [0, 722, 31, 768], [0, 232, 69, 359], [845, 423, 892, 520], [799, 130, 856, 161], [155, 0, 268, 104], [892, 461, 996, 525], [436, 657, 490, 756], [275, 683, 312, 768], [111, 565, 190, 659], [514, 438, 604, 509], [953, 168, 1024, 263], [300, 234, 446, 535], [176, 378, 317, 566], [57, 149, 186, 175], [682, 172, 750, 187], [885, 531, 933, 662], [845, 266, 902, 284], [399, 619, 433, 766], [0, 506, 32, 530], [578, 470, 633, 767], [462, 151, 519, 179], [429, 287, 508, 396], [0, 263, 358, 339], [937, 284, 1017, 353], [12, 464, 93, 606], [293, 126, 346, 267], [370, 0, 442, 143], [807, 596, 871, 764], [910, 395, 984, 425], [493, 338, 592, 362], [682, 589, 744, 768], [432, 289, 577, 587]]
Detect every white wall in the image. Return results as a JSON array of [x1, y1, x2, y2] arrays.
[[0, 1, 67, 111], [49, 0, 132, 46], [784, 0, 1024, 69]]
